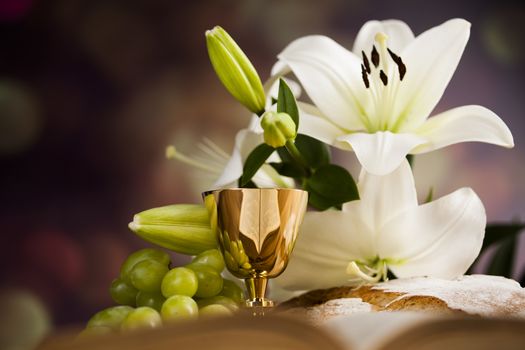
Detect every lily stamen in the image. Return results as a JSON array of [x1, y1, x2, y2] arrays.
[[361, 64, 370, 88], [346, 259, 389, 284], [167, 130, 293, 189], [387, 48, 406, 80], [360, 33, 406, 88], [358, 32, 409, 131], [346, 261, 379, 282], [374, 32, 390, 74], [370, 46, 380, 67], [166, 145, 220, 173], [198, 138, 231, 161], [379, 70, 388, 86], [361, 51, 371, 73]]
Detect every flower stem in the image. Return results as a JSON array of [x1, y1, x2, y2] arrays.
[[285, 140, 311, 177]]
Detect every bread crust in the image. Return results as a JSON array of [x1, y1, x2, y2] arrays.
[[278, 275, 525, 322]]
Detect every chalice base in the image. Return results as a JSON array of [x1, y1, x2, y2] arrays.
[[245, 298, 274, 308], [244, 298, 274, 317], [244, 276, 274, 315]]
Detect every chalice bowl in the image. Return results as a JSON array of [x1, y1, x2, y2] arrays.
[[203, 188, 308, 312]]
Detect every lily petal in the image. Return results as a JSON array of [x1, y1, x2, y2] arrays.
[[394, 19, 471, 130], [337, 131, 426, 175], [247, 114, 264, 133], [355, 159, 418, 232], [352, 19, 415, 55], [213, 128, 291, 188], [297, 102, 349, 147], [265, 61, 302, 103], [235, 128, 266, 160], [213, 129, 263, 188], [275, 206, 373, 290], [277, 35, 368, 131], [213, 133, 247, 188], [263, 60, 292, 99], [381, 187, 485, 279], [411, 105, 514, 153], [270, 59, 291, 77]]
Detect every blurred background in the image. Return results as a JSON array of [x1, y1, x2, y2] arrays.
[[0, 0, 524, 337]]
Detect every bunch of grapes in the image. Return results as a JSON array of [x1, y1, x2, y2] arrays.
[[82, 248, 244, 335]]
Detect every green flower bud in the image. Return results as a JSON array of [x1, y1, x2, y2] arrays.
[[205, 26, 265, 114], [129, 204, 217, 255], [260, 111, 297, 148]]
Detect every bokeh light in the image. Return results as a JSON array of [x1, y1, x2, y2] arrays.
[[0, 81, 41, 155]]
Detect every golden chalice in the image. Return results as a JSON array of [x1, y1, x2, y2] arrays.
[[203, 188, 308, 311]]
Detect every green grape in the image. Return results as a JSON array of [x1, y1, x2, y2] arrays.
[[199, 304, 233, 318], [187, 265, 223, 298], [189, 249, 225, 273], [161, 295, 198, 322], [130, 259, 169, 292], [161, 267, 198, 298], [120, 307, 162, 332], [87, 305, 133, 330], [220, 279, 244, 303], [110, 277, 138, 306], [120, 248, 171, 283], [197, 296, 239, 312], [136, 291, 165, 312], [77, 326, 113, 339]]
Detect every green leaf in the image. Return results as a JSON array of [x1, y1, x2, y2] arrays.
[[276, 146, 292, 163], [274, 134, 330, 175], [269, 162, 306, 179], [486, 236, 516, 278], [306, 190, 342, 211], [242, 180, 258, 188], [295, 134, 330, 169], [239, 143, 274, 187], [304, 164, 359, 210], [482, 223, 525, 252], [277, 79, 299, 131]]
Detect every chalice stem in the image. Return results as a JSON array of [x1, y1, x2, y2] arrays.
[[245, 276, 273, 308]]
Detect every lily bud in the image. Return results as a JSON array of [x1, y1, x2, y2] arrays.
[[205, 26, 266, 114], [129, 204, 217, 255], [260, 111, 297, 148]]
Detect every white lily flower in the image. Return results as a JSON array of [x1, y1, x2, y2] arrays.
[[167, 78, 299, 189], [275, 19, 514, 175], [212, 116, 294, 188], [167, 118, 292, 189], [275, 159, 486, 291]]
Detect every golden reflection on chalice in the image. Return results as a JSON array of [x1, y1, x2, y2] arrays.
[[203, 188, 308, 311]]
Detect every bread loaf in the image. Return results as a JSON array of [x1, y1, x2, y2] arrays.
[[279, 275, 525, 324]]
